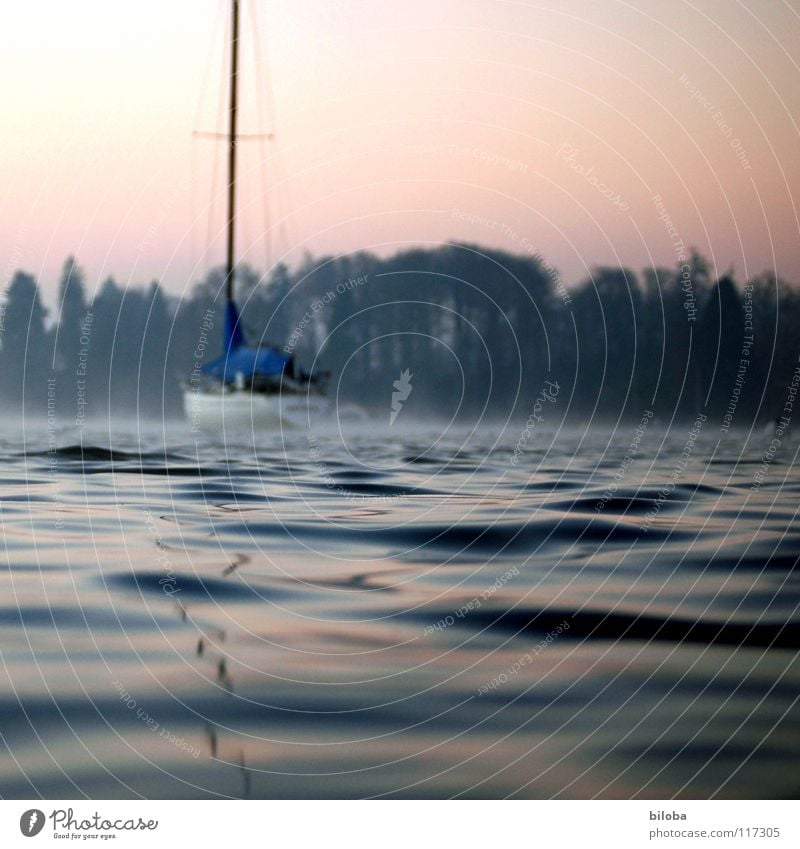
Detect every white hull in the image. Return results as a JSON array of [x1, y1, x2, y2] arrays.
[[184, 388, 330, 431]]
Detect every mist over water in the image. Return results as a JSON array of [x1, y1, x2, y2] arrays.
[[1, 420, 797, 799]]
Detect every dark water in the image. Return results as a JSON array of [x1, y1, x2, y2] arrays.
[[1, 422, 798, 799]]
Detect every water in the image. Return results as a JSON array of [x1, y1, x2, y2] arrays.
[[1, 422, 798, 799]]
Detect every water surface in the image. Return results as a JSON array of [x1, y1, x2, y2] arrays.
[[1, 423, 798, 798]]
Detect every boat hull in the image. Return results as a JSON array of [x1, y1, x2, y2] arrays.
[[184, 389, 330, 431]]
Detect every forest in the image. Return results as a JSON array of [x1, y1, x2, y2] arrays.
[[0, 245, 796, 428]]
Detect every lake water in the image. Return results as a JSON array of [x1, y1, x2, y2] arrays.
[[1, 421, 798, 799]]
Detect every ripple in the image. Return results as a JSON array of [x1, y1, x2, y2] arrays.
[[420, 606, 800, 649], [105, 570, 292, 603]]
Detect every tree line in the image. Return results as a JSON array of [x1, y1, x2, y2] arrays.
[[0, 246, 797, 427]]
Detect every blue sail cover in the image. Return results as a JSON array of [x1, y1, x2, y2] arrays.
[[200, 346, 291, 382], [223, 299, 246, 351], [200, 299, 292, 382]]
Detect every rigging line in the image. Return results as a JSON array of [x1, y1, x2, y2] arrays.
[[252, 0, 296, 266], [190, 122, 196, 285], [251, 0, 275, 277], [193, 0, 225, 133], [259, 3, 297, 265], [238, 2, 255, 294], [206, 0, 233, 293], [250, 0, 271, 277], [257, 41, 295, 265], [274, 143, 295, 263], [225, 0, 240, 301], [192, 0, 225, 287]]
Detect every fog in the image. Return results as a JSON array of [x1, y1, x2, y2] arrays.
[[0, 246, 793, 434]]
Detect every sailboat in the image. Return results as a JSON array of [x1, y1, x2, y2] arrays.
[[183, 0, 330, 430]]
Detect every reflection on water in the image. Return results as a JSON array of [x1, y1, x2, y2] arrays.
[[0, 423, 798, 798]]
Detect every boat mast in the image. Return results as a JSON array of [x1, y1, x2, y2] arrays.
[[226, 0, 240, 302]]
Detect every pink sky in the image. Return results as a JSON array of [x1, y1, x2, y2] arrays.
[[2, 0, 799, 306]]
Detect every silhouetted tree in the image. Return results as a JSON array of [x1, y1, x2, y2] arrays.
[[697, 275, 743, 417], [52, 256, 87, 371], [2, 248, 799, 428], [0, 271, 49, 414]]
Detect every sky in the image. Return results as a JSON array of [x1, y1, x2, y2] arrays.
[[1, 0, 799, 305]]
